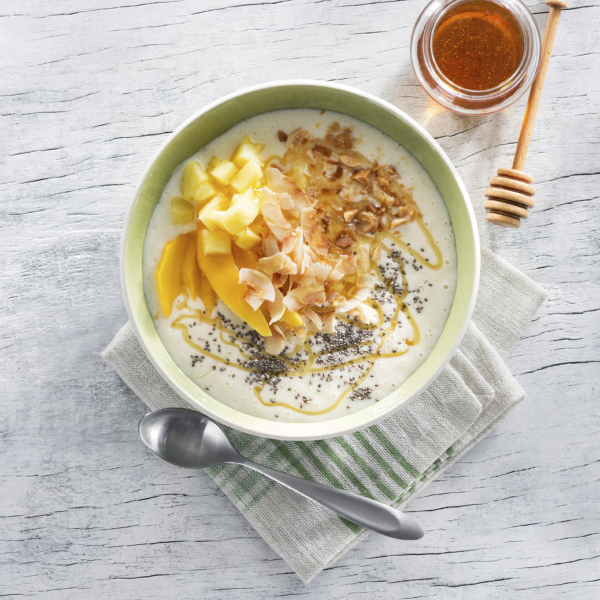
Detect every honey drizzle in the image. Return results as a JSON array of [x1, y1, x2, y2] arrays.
[[169, 222, 443, 415]]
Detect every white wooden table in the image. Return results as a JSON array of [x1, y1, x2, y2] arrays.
[[1, 1, 599, 597]]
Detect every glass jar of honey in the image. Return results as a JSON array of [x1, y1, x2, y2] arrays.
[[411, 0, 541, 114]]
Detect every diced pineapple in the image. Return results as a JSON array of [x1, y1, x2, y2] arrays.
[[200, 229, 232, 256], [200, 210, 226, 231], [234, 227, 261, 251], [230, 135, 265, 168], [197, 192, 230, 226], [207, 156, 221, 173], [211, 160, 238, 185], [195, 182, 217, 204], [180, 160, 209, 201], [170, 197, 195, 225], [230, 159, 263, 193], [217, 188, 260, 235]]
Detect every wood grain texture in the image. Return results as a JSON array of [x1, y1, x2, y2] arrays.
[[1, 0, 599, 597]]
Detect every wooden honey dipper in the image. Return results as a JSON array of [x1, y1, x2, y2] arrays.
[[485, 0, 567, 228]]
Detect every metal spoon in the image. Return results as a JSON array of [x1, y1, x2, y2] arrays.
[[139, 408, 424, 540]]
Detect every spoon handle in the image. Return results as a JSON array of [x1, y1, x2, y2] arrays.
[[240, 458, 423, 540]]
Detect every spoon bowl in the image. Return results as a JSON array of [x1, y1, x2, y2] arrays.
[[139, 408, 238, 469]]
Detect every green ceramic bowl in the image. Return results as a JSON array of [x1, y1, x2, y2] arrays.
[[121, 80, 479, 441]]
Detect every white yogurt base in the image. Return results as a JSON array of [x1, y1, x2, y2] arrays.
[[143, 109, 457, 423]]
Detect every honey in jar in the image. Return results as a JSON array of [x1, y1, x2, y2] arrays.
[[411, 0, 541, 114], [432, 0, 525, 90]]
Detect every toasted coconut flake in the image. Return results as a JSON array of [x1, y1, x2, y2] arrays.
[[283, 285, 326, 312], [243, 288, 264, 310], [312, 262, 332, 282], [327, 268, 344, 283], [264, 327, 285, 355], [336, 255, 358, 275], [239, 268, 275, 305], [349, 302, 378, 325], [266, 168, 312, 214], [259, 252, 298, 275], [301, 247, 311, 274], [261, 195, 292, 241], [357, 243, 370, 275], [266, 288, 285, 324], [304, 308, 323, 330], [310, 230, 331, 256], [279, 192, 294, 210], [262, 233, 280, 257], [301, 207, 317, 236], [321, 312, 336, 333], [373, 245, 383, 263]]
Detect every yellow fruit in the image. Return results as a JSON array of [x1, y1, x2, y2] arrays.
[[200, 229, 232, 256], [170, 197, 195, 225], [232, 243, 258, 269], [283, 308, 304, 328], [198, 253, 271, 337], [181, 233, 202, 300], [195, 182, 217, 204], [233, 227, 261, 251], [231, 135, 265, 168], [217, 188, 260, 235], [156, 233, 190, 318], [180, 161, 209, 201], [211, 160, 238, 186], [207, 156, 221, 172], [181, 232, 217, 314], [197, 192, 230, 228], [230, 159, 263, 193], [288, 167, 309, 190]]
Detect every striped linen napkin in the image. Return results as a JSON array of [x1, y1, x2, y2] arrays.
[[102, 246, 546, 583]]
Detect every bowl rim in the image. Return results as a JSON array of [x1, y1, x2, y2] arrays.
[[121, 79, 480, 441]]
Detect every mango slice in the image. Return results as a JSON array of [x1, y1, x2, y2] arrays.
[[181, 233, 201, 300], [156, 233, 190, 318], [198, 253, 271, 337], [232, 243, 258, 270], [182, 233, 217, 314]]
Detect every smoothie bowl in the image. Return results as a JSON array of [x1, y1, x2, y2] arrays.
[[121, 81, 479, 440]]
